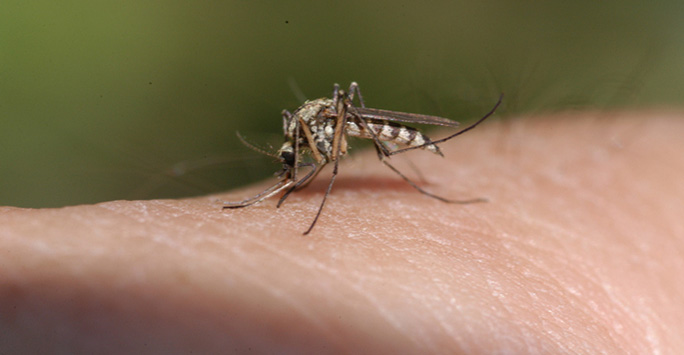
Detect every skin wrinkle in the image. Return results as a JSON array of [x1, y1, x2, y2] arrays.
[[387, 242, 461, 350], [510, 232, 626, 348], [409, 293, 453, 352], [470, 198, 633, 351], [578, 145, 679, 352], [395, 259, 460, 351], [558, 250, 652, 343], [484, 277, 521, 341], [344, 262, 432, 350], [234, 237, 355, 345], [218, 224, 382, 349], [235, 223, 418, 349], [98, 201, 343, 343], [235, 262, 336, 344], [480, 264, 535, 348], [538, 269, 620, 348]]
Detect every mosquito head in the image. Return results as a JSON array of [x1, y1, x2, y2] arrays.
[[277, 140, 296, 169]]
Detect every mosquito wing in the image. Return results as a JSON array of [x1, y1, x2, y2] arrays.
[[351, 107, 460, 127]]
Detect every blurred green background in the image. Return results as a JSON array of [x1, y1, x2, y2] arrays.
[[1, 1, 683, 208]]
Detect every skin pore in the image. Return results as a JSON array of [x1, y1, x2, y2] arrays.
[[1, 111, 683, 353]]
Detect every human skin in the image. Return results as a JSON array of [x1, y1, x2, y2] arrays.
[[1, 112, 683, 353]]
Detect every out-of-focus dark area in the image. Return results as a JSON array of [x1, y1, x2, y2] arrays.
[[1, 1, 682, 207]]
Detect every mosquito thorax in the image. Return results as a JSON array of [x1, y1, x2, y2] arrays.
[[294, 98, 334, 123], [283, 98, 339, 164]]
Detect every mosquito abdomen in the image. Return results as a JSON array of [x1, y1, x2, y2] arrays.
[[346, 120, 442, 155]]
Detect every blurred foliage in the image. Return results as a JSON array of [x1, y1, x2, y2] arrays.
[[1, 1, 683, 207]]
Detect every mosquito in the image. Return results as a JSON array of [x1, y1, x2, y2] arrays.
[[222, 82, 503, 235]]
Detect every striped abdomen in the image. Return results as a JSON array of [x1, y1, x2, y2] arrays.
[[346, 119, 443, 155]]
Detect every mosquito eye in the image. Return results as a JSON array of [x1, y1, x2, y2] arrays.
[[281, 150, 295, 166]]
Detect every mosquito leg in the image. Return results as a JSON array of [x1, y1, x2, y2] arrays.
[[347, 82, 365, 108], [332, 83, 341, 104], [372, 143, 385, 160], [380, 158, 487, 204], [277, 163, 320, 208], [376, 141, 428, 183], [303, 96, 348, 235], [293, 162, 325, 191], [304, 158, 339, 235], [372, 139, 483, 202], [404, 156, 428, 184], [371, 141, 424, 184]]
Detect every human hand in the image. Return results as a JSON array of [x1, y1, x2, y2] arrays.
[[1, 112, 682, 353]]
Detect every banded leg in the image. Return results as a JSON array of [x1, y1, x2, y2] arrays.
[[332, 81, 365, 109], [303, 94, 349, 235], [347, 82, 365, 108]]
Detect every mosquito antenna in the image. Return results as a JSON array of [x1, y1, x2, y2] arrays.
[[236, 132, 279, 158]]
